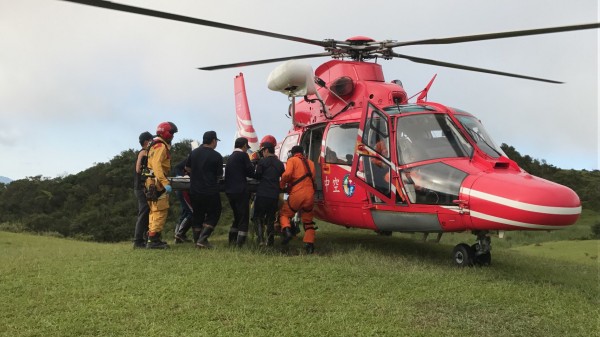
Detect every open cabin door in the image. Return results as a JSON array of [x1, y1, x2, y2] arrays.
[[299, 125, 325, 199], [351, 103, 396, 205]]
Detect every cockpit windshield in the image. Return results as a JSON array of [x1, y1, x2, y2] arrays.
[[455, 115, 505, 158], [396, 113, 473, 165]]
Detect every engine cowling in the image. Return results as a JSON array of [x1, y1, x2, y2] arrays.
[[267, 60, 316, 97]]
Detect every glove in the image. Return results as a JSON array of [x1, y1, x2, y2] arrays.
[[164, 185, 172, 194]]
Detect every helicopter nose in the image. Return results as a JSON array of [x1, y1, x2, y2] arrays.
[[463, 172, 581, 230]]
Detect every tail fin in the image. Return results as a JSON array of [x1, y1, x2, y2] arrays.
[[234, 73, 259, 152]]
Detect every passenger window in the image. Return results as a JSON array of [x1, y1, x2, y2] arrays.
[[325, 123, 358, 165]]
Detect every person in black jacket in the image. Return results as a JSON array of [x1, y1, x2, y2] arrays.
[[172, 158, 193, 243], [252, 139, 284, 246], [132, 131, 154, 249], [224, 137, 255, 247], [185, 131, 223, 249]]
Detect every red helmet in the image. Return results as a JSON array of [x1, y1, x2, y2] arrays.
[[156, 122, 178, 142], [259, 135, 277, 149]]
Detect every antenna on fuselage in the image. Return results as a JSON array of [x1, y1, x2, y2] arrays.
[[416, 74, 438, 103]]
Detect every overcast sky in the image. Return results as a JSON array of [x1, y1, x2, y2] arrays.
[[1, 0, 598, 180]]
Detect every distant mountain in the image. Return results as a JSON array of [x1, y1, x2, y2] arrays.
[[0, 176, 12, 184]]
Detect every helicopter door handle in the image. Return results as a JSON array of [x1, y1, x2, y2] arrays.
[[453, 199, 470, 214], [357, 144, 369, 154]]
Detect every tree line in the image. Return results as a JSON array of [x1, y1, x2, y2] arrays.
[[0, 142, 597, 242]]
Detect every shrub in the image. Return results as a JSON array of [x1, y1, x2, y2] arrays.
[[591, 223, 600, 239]]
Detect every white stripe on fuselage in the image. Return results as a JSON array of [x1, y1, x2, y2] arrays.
[[443, 206, 563, 229], [469, 211, 563, 230], [462, 188, 581, 215]]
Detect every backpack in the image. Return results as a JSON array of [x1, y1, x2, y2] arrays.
[[141, 138, 170, 179]]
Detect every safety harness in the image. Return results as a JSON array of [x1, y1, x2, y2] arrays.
[[286, 155, 315, 213], [289, 155, 315, 190]]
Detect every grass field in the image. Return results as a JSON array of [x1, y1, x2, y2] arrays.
[[510, 240, 598, 266], [1, 217, 598, 337]]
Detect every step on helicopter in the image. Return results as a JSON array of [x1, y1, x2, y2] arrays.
[[60, 0, 598, 266]]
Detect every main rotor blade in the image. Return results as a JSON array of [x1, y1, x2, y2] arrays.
[[389, 23, 600, 48], [391, 52, 563, 84], [199, 53, 331, 71], [59, 0, 326, 47]]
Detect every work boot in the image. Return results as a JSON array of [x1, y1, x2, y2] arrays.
[[174, 233, 189, 244], [228, 229, 238, 246], [291, 222, 301, 236], [304, 243, 315, 254], [196, 226, 214, 249], [192, 227, 202, 243], [236, 232, 248, 247], [281, 227, 294, 245], [146, 232, 169, 249], [254, 218, 264, 245], [133, 240, 146, 249], [175, 217, 192, 243], [266, 222, 275, 246]]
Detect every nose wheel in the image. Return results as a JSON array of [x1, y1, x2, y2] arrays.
[[452, 231, 492, 267]]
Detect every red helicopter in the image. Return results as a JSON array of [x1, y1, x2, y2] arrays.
[[61, 0, 597, 266]]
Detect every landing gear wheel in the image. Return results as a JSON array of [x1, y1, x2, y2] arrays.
[[452, 243, 474, 267], [471, 234, 492, 266]]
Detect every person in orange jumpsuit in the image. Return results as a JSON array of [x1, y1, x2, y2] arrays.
[[145, 121, 178, 249], [279, 145, 317, 254]]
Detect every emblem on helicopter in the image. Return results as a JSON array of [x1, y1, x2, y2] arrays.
[[342, 174, 356, 198]]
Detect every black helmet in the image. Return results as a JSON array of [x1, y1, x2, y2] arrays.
[[290, 145, 304, 155], [138, 131, 153, 146]]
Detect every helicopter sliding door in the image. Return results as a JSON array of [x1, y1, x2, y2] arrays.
[[299, 125, 325, 198], [351, 103, 395, 205]]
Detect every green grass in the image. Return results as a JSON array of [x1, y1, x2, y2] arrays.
[[1, 224, 598, 337], [510, 240, 598, 266]]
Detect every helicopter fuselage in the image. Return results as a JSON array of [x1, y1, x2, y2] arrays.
[[275, 60, 581, 235]]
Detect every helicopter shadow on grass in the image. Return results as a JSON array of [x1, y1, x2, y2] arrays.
[[251, 229, 455, 266]]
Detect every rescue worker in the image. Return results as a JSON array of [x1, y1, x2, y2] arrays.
[[253, 136, 284, 246], [173, 158, 193, 244], [279, 145, 317, 254], [224, 137, 255, 247], [145, 121, 178, 249], [185, 130, 223, 249], [133, 131, 153, 249], [371, 140, 391, 197]]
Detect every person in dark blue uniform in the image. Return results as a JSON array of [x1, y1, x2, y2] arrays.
[[224, 137, 255, 247], [252, 139, 284, 246], [172, 158, 193, 243], [185, 131, 223, 249]]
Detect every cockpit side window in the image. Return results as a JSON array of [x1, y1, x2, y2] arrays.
[[455, 115, 505, 158]]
